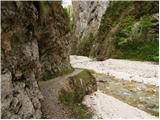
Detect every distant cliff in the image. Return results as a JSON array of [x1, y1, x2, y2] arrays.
[[71, 1, 108, 55]]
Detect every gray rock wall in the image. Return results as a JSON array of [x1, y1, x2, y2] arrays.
[[1, 1, 72, 118], [72, 1, 108, 46]]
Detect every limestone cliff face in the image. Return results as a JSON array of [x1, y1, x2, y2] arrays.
[[1, 1, 72, 118], [72, 1, 108, 53]]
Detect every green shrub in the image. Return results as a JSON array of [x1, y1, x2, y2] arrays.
[[64, 5, 75, 32], [58, 89, 92, 119], [117, 37, 128, 46], [91, 1, 158, 61], [98, 1, 132, 36], [112, 41, 159, 62], [140, 15, 152, 29], [77, 32, 96, 56], [112, 14, 158, 62], [58, 70, 96, 118]]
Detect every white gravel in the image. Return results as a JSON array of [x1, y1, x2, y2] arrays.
[[83, 90, 156, 119], [70, 55, 158, 118], [70, 55, 158, 86]]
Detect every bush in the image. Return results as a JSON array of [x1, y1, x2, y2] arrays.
[[64, 5, 75, 32], [140, 15, 152, 30], [77, 32, 96, 56], [112, 12, 158, 62], [58, 70, 96, 118], [58, 87, 92, 119], [92, 1, 158, 61], [112, 41, 159, 62]]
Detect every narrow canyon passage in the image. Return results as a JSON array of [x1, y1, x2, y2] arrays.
[[1, 1, 159, 119]]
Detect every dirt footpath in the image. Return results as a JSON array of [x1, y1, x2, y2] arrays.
[[38, 69, 82, 119]]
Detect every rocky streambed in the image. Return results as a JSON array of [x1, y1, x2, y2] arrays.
[[70, 55, 159, 118], [93, 73, 159, 117]]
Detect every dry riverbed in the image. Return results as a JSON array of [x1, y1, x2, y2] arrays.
[[83, 90, 156, 119], [93, 73, 159, 117], [70, 55, 159, 119], [70, 55, 158, 86]]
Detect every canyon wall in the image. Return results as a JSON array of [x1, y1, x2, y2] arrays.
[[1, 1, 72, 118], [90, 1, 159, 61], [71, 1, 108, 54], [72, 1, 158, 61]]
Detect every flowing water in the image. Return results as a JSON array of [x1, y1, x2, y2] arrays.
[[93, 73, 159, 116]]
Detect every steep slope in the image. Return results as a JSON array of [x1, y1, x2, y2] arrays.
[[1, 1, 72, 118], [72, 1, 158, 61], [89, 1, 159, 61]]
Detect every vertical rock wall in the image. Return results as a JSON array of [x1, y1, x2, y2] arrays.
[[1, 1, 72, 118], [72, 1, 108, 53]]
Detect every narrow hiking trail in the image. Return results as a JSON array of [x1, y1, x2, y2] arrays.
[[70, 55, 159, 119], [38, 69, 82, 119]]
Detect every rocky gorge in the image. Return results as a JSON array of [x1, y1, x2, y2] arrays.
[[1, 0, 159, 119]]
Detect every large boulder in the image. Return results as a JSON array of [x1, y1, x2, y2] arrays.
[[59, 70, 97, 103]]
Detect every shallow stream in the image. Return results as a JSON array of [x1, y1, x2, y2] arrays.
[[93, 73, 159, 116]]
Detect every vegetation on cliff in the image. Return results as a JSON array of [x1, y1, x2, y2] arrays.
[[77, 32, 96, 56], [1, 1, 159, 119], [75, 1, 159, 62], [93, 1, 158, 62]]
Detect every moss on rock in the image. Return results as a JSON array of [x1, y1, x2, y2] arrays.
[[58, 70, 97, 118], [41, 67, 74, 81]]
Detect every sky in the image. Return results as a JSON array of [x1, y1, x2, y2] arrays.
[[62, 0, 72, 8]]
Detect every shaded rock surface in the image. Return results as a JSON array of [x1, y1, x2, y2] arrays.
[[1, 1, 72, 118]]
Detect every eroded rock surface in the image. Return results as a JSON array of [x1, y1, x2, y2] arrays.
[[72, 1, 108, 52], [1, 1, 72, 118]]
